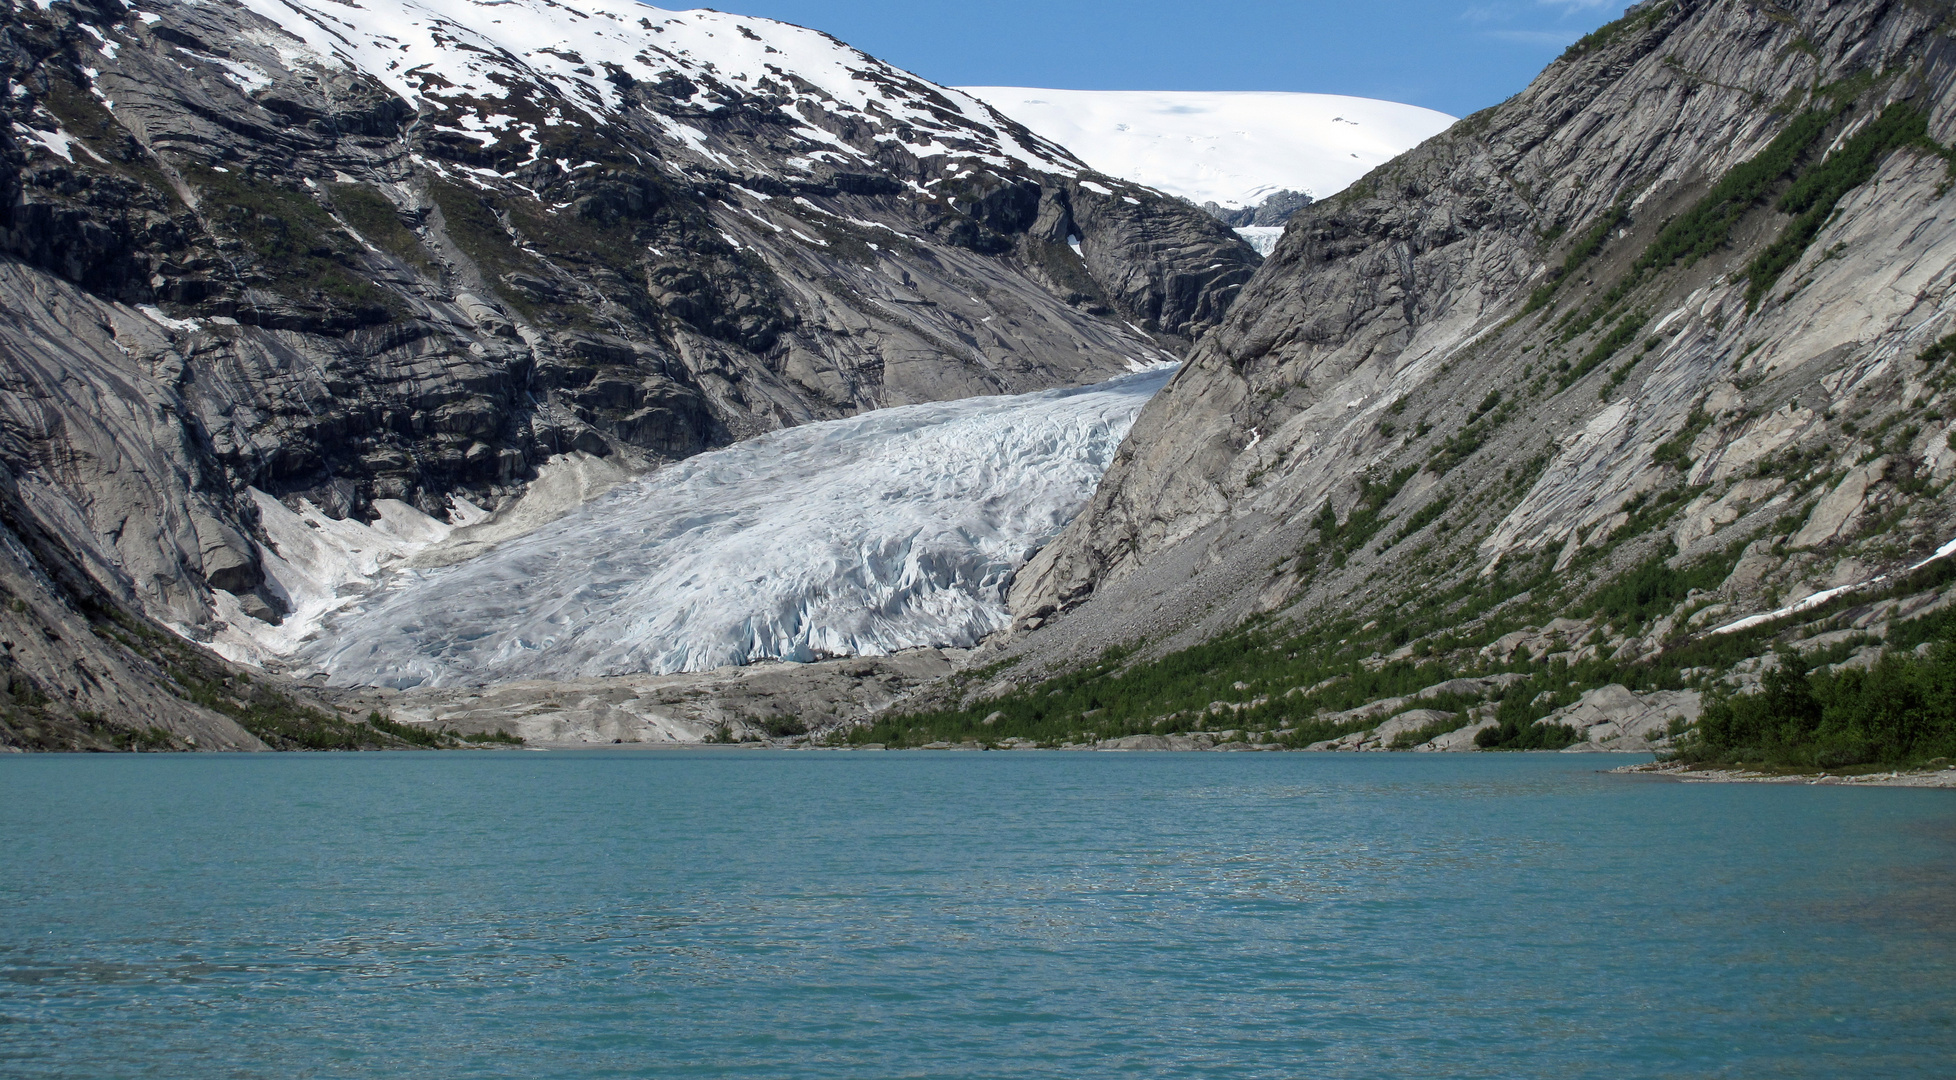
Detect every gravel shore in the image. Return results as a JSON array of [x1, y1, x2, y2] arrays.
[[1615, 761, 1956, 787]]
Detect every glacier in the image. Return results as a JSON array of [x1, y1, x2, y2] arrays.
[[1234, 226, 1286, 256], [300, 368, 1174, 688]]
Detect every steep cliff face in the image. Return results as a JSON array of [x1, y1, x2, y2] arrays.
[[0, 0, 1258, 740], [1012, 0, 1956, 682]]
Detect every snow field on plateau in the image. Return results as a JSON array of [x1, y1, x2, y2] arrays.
[[300, 369, 1175, 688], [958, 88, 1456, 209]]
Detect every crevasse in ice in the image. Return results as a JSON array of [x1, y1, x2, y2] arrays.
[[303, 368, 1172, 687]]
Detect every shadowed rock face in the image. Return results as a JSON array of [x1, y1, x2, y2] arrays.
[[1008, 0, 1956, 679], [0, 0, 1257, 742], [1203, 190, 1314, 228]]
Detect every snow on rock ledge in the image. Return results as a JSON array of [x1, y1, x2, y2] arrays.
[[234, 0, 1081, 179]]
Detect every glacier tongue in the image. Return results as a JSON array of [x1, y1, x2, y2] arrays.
[[302, 369, 1173, 688]]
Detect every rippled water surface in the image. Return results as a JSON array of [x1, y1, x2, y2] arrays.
[[3, 752, 1952, 1078]]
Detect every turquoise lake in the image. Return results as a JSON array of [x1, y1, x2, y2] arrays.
[[2, 751, 1952, 1078]]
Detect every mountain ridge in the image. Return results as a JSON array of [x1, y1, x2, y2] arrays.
[[0, 0, 1266, 748], [842, 0, 1956, 757], [20, 0, 1956, 757]]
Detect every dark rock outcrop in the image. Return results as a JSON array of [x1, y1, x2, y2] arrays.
[[1202, 189, 1315, 227]]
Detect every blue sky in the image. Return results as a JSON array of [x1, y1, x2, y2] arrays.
[[707, 0, 1629, 117]]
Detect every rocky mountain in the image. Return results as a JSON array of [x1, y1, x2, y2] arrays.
[[1202, 190, 1314, 229], [0, 0, 1263, 748], [22, 0, 1956, 757], [909, 0, 1956, 751]]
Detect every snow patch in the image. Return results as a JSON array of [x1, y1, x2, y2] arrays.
[[136, 304, 201, 333], [11, 123, 77, 161], [211, 56, 273, 92], [1712, 534, 1956, 636], [213, 453, 630, 664], [206, 492, 458, 665]]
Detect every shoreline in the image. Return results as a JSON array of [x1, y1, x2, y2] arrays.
[[1614, 760, 1956, 787], [516, 743, 1956, 788]]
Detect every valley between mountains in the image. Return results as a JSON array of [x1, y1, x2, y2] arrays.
[[6, 0, 1956, 776]]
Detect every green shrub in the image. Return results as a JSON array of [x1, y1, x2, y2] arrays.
[[1389, 711, 1467, 749], [331, 183, 436, 274], [1522, 200, 1631, 314], [1744, 104, 1928, 308], [1560, 2, 1672, 60], [1557, 108, 1834, 341], [1581, 541, 1741, 632], [366, 711, 451, 748], [1652, 409, 1712, 469], [459, 729, 525, 745], [1680, 641, 1956, 768], [763, 716, 809, 738], [183, 165, 396, 320], [1474, 684, 1581, 750], [1558, 311, 1649, 391]]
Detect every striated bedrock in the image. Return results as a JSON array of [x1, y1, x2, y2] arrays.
[[0, 0, 1257, 744], [1010, 0, 1956, 674]]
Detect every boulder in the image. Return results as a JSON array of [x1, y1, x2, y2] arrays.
[[1414, 718, 1497, 752], [1306, 708, 1461, 751], [1099, 734, 1173, 750], [1546, 685, 1702, 752], [1791, 458, 1887, 549]]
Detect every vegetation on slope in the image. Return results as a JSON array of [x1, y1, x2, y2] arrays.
[[1553, 107, 1832, 345], [1678, 639, 1956, 769], [183, 164, 400, 326], [1742, 103, 1930, 308], [841, 530, 1767, 750], [841, 418, 1956, 755], [1560, 1, 1673, 61], [1522, 201, 1631, 315], [91, 607, 507, 751]]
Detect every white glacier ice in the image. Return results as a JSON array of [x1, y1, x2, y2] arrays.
[[299, 368, 1173, 688], [1234, 226, 1286, 256]]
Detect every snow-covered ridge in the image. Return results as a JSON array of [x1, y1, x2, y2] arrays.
[[231, 0, 1081, 177], [958, 88, 1456, 209], [297, 368, 1173, 687]]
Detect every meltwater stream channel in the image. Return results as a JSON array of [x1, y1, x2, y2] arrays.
[[3, 752, 1952, 1079], [299, 367, 1171, 687]]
